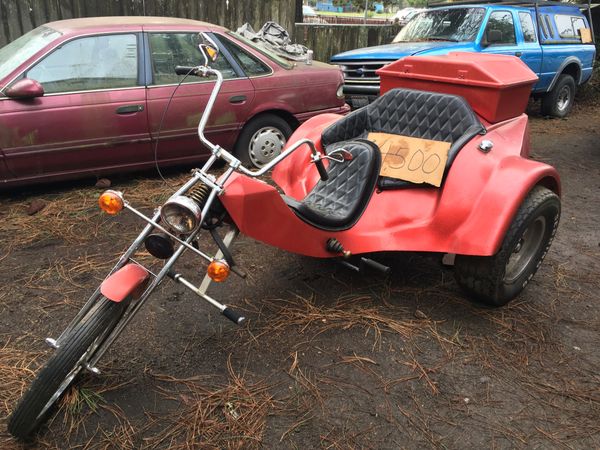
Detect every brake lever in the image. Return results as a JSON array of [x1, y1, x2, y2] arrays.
[[322, 148, 353, 163]]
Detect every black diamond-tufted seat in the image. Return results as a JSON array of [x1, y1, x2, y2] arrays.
[[321, 88, 485, 189], [284, 139, 380, 230]]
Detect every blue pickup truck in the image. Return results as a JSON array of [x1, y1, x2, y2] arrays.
[[331, 1, 596, 117]]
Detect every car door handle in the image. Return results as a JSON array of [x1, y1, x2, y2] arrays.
[[116, 105, 144, 114], [515, 51, 522, 57], [229, 95, 246, 104]]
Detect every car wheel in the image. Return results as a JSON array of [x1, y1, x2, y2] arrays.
[[541, 74, 576, 118], [454, 186, 560, 307], [235, 114, 292, 168]]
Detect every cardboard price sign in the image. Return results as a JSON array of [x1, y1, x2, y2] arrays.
[[368, 132, 451, 187]]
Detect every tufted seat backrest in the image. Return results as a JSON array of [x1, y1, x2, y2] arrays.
[[322, 88, 485, 189]]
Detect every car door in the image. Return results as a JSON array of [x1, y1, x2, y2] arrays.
[[516, 11, 542, 89], [0, 32, 150, 183], [144, 31, 254, 164]]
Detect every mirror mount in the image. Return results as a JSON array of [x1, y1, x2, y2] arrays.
[[198, 32, 220, 66], [5, 78, 44, 99]]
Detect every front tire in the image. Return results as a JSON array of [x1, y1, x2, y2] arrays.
[[234, 114, 292, 168], [454, 186, 560, 307], [8, 297, 127, 440], [541, 74, 576, 118]]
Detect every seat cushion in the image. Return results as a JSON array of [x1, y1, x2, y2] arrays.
[[285, 139, 380, 230], [321, 88, 485, 189]]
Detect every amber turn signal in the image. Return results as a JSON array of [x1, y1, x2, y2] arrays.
[[98, 190, 124, 215], [207, 259, 230, 282]]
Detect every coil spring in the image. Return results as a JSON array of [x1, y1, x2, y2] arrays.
[[326, 238, 344, 254], [186, 183, 210, 208]]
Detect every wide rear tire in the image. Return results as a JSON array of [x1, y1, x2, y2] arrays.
[[454, 186, 560, 307], [8, 296, 127, 440]]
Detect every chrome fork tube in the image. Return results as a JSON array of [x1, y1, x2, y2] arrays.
[[85, 229, 199, 368], [55, 173, 204, 346]]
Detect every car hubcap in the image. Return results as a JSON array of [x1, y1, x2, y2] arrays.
[[557, 86, 571, 112], [504, 216, 546, 283], [248, 127, 286, 167]]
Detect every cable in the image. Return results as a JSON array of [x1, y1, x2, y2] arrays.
[[153, 69, 194, 186]]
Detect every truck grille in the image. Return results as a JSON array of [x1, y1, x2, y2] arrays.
[[336, 61, 390, 85]]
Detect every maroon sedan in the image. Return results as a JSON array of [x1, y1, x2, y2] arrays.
[[0, 17, 349, 187]]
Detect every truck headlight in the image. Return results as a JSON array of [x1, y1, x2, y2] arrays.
[[160, 195, 203, 234]]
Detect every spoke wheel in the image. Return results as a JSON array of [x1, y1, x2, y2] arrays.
[[8, 296, 127, 440]]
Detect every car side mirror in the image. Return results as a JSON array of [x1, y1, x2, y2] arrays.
[[198, 32, 219, 66], [485, 29, 503, 46], [5, 78, 44, 99]]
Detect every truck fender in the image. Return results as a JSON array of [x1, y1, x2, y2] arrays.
[[547, 57, 582, 90], [453, 156, 560, 255], [100, 263, 149, 303]]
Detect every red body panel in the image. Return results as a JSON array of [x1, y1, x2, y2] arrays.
[[221, 113, 560, 258], [100, 263, 149, 303]]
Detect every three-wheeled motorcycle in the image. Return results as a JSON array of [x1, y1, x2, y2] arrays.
[[8, 36, 560, 439]]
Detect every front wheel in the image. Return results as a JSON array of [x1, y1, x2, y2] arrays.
[[454, 186, 560, 307], [234, 114, 293, 168], [8, 296, 127, 440]]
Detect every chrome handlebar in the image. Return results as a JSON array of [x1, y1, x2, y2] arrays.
[[186, 65, 326, 180]]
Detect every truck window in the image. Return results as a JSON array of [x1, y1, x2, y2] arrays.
[[393, 7, 485, 43], [555, 14, 585, 40], [484, 11, 516, 45], [518, 12, 537, 43]]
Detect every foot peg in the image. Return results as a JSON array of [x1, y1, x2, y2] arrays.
[[45, 338, 59, 349], [338, 257, 390, 275]]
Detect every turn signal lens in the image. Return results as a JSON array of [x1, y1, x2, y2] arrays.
[[98, 190, 124, 215], [207, 259, 230, 282]]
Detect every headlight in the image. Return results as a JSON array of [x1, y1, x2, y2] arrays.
[[336, 84, 344, 99], [160, 195, 203, 234]]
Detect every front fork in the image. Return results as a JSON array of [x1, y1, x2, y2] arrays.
[[46, 168, 243, 374]]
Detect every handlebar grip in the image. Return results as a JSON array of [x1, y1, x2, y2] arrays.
[[223, 307, 246, 325], [175, 65, 197, 76], [315, 158, 329, 181]]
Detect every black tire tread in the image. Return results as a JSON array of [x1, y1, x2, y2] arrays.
[[8, 297, 125, 440], [541, 74, 576, 118], [455, 186, 560, 306]]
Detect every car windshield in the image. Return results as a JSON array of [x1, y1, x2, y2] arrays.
[[0, 25, 62, 82], [393, 7, 485, 43], [227, 31, 293, 69]]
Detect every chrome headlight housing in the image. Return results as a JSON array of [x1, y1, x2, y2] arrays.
[[160, 195, 203, 234]]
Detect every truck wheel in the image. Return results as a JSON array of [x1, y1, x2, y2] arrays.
[[541, 74, 576, 118], [234, 114, 292, 169], [454, 186, 560, 307]]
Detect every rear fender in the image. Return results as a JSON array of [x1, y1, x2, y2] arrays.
[[451, 157, 560, 255], [100, 263, 149, 303]]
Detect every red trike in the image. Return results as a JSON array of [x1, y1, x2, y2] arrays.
[[9, 37, 560, 439]]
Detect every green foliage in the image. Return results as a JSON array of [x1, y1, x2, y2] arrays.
[[406, 0, 427, 6]]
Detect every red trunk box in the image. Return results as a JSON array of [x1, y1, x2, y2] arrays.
[[377, 52, 538, 124]]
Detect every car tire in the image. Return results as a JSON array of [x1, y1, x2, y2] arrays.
[[541, 74, 576, 118], [454, 186, 560, 307], [234, 114, 293, 168]]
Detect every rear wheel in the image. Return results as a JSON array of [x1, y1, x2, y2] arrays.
[[454, 186, 560, 307], [541, 74, 576, 118], [8, 297, 127, 440], [234, 114, 292, 168]]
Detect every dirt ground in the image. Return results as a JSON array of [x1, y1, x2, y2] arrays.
[[0, 100, 599, 449]]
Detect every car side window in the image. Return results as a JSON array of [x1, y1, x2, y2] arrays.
[[148, 33, 237, 85], [518, 12, 537, 43], [554, 14, 585, 40], [25, 34, 138, 94], [217, 35, 271, 77], [484, 11, 516, 45], [544, 15, 555, 39]]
